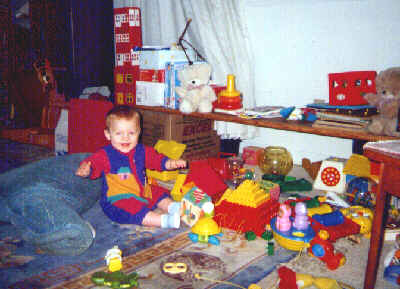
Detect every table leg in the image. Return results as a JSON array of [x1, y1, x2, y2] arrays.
[[363, 163, 388, 289]]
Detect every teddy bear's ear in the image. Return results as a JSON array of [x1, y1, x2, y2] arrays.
[[198, 63, 212, 77], [389, 69, 400, 96]]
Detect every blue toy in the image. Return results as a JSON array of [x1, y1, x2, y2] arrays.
[[346, 177, 374, 208]]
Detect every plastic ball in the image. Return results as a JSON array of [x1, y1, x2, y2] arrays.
[[258, 146, 293, 175]]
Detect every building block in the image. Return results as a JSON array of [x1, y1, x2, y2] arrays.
[[147, 140, 186, 181], [181, 185, 212, 227], [259, 180, 280, 201], [184, 159, 228, 203], [216, 180, 269, 208], [170, 173, 187, 201], [214, 199, 279, 236]]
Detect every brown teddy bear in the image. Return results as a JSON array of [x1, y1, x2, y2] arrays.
[[363, 67, 400, 136]]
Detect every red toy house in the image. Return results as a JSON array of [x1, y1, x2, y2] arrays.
[[328, 71, 377, 106]]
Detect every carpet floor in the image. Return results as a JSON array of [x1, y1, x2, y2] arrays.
[[1, 139, 398, 289]]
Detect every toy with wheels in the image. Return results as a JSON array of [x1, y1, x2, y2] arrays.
[[271, 213, 346, 270], [188, 216, 223, 245], [309, 230, 346, 270], [270, 216, 315, 251]]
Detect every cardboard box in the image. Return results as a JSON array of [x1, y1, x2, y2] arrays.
[[138, 109, 220, 160], [164, 61, 205, 109], [139, 69, 165, 83], [135, 81, 165, 106], [113, 7, 142, 67], [114, 7, 141, 30], [114, 31, 142, 55], [138, 46, 196, 70], [115, 49, 139, 67], [114, 66, 139, 105]]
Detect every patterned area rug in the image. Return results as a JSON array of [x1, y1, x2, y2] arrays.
[[0, 139, 296, 289], [1, 201, 296, 289]]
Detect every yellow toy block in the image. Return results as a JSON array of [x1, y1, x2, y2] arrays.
[[307, 203, 333, 217], [147, 140, 186, 181], [216, 180, 268, 208], [146, 169, 179, 182], [343, 154, 371, 178], [170, 173, 188, 201], [154, 140, 186, 160]]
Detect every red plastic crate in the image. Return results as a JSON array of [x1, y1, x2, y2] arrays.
[[328, 71, 377, 106]]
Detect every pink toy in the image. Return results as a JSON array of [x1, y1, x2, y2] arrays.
[[276, 204, 292, 231], [293, 202, 309, 230], [242, 146, 263, 165]]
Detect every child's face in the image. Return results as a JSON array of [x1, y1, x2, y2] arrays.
[[104, 118, 140, 153]]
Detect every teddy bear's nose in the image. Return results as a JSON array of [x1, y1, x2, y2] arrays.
[[191, 80, 196, 84]]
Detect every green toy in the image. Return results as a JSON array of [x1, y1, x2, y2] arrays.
[[91, 271, 139, 289], [245, 231, 257, 241], [262, 174, 312, 193]]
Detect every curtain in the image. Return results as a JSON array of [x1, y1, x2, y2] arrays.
[[114, 0, 258, 139]]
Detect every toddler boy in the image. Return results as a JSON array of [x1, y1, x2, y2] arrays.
[[76, 105, 186, 228]]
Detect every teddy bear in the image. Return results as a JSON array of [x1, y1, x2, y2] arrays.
[[175, 63, 217, 113], [363, 67, 400, 136]]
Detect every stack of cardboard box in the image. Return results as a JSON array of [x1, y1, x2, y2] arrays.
[[113, 7, 142, 106], [138, 108, 220, 161]]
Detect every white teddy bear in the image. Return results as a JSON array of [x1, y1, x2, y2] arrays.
[[175, 63, 217, 113]]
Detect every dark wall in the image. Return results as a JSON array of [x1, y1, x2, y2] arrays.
[[65, 0, 114, 98]]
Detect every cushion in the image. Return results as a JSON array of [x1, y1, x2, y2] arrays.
[[68, 99, 113, 153], [0, 153, 102, 255]]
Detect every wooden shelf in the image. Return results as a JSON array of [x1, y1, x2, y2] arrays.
[[135, 105, 399, 142]]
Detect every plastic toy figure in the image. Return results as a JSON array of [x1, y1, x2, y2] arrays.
[[276, 204, 292, 231], [293, 202, 309, 230], [105, 246, 123, 272], [91, 246, 139, 288]]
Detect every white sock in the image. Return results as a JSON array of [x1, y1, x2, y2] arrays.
[[161, 213, 180, 229], [168, 202, 181, 215]]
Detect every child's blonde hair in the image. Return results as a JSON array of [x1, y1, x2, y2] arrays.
[[105, 105, 140, 130]]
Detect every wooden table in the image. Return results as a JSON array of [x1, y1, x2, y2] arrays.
[[134, 105, 399, 142], [363, 141, 400, 289]]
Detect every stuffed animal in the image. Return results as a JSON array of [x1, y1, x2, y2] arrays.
[[363, 67, 400, 136], [175, 63, 217, 113]]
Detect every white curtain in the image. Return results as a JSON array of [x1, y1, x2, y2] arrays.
[[114, 0, 258, 139]]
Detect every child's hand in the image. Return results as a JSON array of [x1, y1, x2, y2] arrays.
[[75, 161, 91, 177], [165, 159, 187, 170]]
